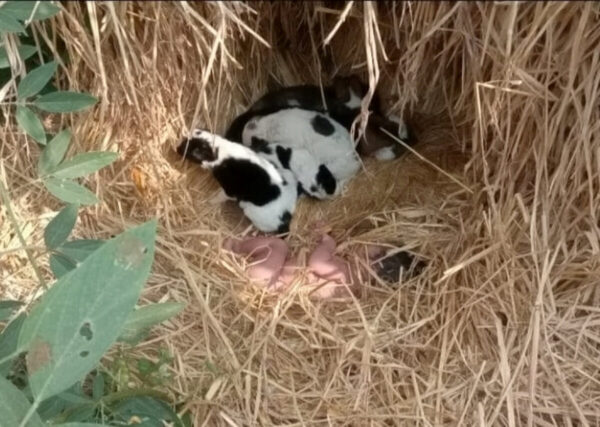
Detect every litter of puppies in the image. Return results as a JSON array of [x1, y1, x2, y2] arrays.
[[176, 74, 425, 298]]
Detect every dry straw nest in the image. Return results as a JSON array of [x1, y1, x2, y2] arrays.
[[2, 1, 600, 425]]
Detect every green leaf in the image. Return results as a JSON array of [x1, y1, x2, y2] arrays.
[[18, 220, 157, 403], [17, 61, 57, 99], [48, 152, 118, 179], [38, 129, 72, 175], [0, 10, 26, 33], [0, 375, 45, 427], [91, 371, 104, 401], [59, 240, 105, 263], [137, 358, 155, 375], [49, 252, 76, 279], [43, 177, 98, 205], [16, 105, 46, 144], [0, 1, 61, 21], [34, 91, 98, 113], [37, 392, 73, 422], [61, 406, 98, 424], [0, 300, 23, 322], [36, 381, 89, 421], [49, 240, 106, 279], [57, 423, 109, 427], [111, 396, 183, 427], [36, 395, 69, 422], [0, 313, 26, 376], [39, 80, 57, 96], [118, 302, 185, 345], [44, 204, 79, 249], [0, 44, 37, 68], [181, 411, 193, 427]]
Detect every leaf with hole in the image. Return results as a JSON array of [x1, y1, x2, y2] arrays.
[[34, 91, 98, 113], [44, 204, 79, 249], [18, 220, 157, 403], [0, 10, 26, 33], [0, 44, 36, 68], [48, 152, 118, 179], [16, 105, 46, 144], [118, 302, 185, 345], [0, 313, 26, 376], [38, 129, 72, 175], [43, 177, 98, 205], [0, 375, 45, 427], [0, 1, 61, 21], [17, 60, 56, 99], [0, 300, 23, 322]]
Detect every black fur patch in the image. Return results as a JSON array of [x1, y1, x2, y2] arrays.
[[250, 137, 272, 154], [277, 211, 292, 234], [224, 111, 255, 143], [212, 158, 281, 206], [276, 146, 292, 169], [375, 252, 426, 283], [316, 164, 337, 195], [311, 114, 335, 136], [177, 137, 217, 164], [310, 185, 317, 193], [297, 182, 306, 196]]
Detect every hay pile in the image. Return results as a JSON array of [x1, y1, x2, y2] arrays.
[[2, 1, 600, 425]]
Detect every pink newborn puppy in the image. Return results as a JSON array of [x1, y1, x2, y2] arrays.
[[305, 235, 355, 299], [223, 237, 289, 288], [223, 235, 355, 298]]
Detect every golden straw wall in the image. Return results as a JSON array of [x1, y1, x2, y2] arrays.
[[2, 2, 599, 425]]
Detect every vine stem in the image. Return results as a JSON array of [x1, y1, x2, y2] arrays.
[[0, 175, 47, 289]]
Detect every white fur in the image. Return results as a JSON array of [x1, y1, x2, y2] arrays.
[[192, 130, 297, 233], [388, 114, 409, 141], [241, 108, 361, 195], [260, 146, 331, 199], [344, 88, 363, 109], [373, 146, 397, 161]]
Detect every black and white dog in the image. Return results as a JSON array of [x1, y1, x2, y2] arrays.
[[224, 75, 415, 160], [177, 129, 298, 233], [241, 108, 361, 199]]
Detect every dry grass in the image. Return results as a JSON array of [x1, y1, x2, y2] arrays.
[[2, 1, 600, 425]]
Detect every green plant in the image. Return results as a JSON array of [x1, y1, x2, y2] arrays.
[[0, 2, 186, 426]]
